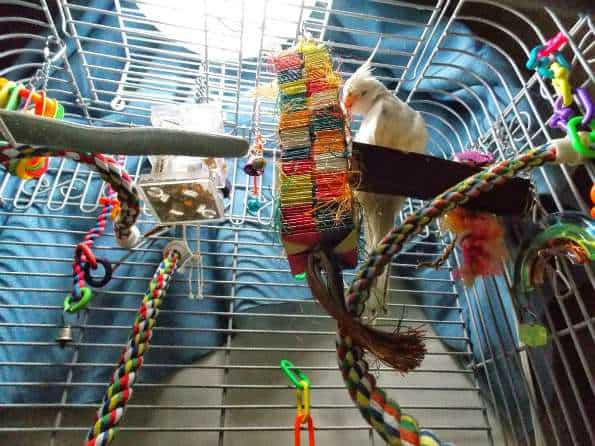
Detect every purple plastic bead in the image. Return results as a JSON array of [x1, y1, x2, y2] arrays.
[[454, 150, 494, 167], [575, 87, 594, 126], [549, 96, 575, 131]]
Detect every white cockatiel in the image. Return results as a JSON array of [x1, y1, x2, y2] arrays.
[[342, 55, 428, 315]]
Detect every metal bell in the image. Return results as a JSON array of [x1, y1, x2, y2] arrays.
[[55, 324, 73, 347]]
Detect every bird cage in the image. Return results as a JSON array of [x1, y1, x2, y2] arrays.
[[0, 1, 593, 446]]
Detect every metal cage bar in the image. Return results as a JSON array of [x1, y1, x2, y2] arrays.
[[0, 1, 593, 445]]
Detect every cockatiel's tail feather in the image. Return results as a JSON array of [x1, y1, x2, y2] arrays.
[[356, 190, 405, 316]]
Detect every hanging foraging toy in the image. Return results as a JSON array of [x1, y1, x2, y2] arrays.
[[272, 38, 358, 278], [442, 207, 507, 286], [139, 103, 228, 224]]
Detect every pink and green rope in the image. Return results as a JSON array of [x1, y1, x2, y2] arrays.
[[69, 155, 125, 306], [338, 145, 557, 446], [86, 251, 180, 446]]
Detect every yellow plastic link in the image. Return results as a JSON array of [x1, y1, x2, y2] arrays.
[[296, 379, 310, 422]]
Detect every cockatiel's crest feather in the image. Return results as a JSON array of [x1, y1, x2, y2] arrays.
[[353, 61, 374, 82], [343, 37, 382, 99]]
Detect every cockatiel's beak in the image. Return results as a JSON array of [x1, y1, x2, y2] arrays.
[[342, 92, 354, 119], [342, 92, 354, 111]]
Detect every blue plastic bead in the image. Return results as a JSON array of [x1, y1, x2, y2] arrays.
[[247, 196, 262, 215]]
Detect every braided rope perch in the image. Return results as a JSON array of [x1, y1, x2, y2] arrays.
[[337, 146, 557, 446], [0, 146, 140, 246], [86, 251, 179, 446]]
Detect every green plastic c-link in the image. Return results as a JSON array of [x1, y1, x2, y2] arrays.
[[280, 359, 311, 389], [63, 287, 93, 313], [567, 116, 595, 158]]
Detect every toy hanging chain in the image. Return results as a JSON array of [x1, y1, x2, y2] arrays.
[[65, 155, 125, 313], [526, 32, 595, 216]]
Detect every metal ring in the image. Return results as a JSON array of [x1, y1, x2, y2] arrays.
[[83, 258, 113, 288]]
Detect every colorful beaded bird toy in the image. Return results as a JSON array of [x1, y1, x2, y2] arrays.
[[0, 77, 64, 179], [272, 39, 358, 278], [526, 32, 595, 216]]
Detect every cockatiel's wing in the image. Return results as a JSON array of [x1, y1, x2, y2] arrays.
[[354, 94, 428, 251], [358, 96, 428, 152], [353, 95, 428, 316]]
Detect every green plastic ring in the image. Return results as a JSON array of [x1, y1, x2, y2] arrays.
[[63, 287, 93, 313], [54, 102, 65, 120], [6, 85, 22, 111], [567, 116, 595, 158]]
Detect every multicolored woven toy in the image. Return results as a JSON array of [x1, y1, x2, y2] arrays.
[[272, 39, 358, 277]]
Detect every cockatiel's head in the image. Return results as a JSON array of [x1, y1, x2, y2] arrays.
[[342, 62, 386, 116]]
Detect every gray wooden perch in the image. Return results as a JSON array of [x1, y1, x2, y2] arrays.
[[0, 110, 249, 158]]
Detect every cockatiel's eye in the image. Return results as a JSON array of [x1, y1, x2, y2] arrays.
[[360, 90, 368, 97]]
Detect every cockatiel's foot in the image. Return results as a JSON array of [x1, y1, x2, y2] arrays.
[[360, 284, 389, 323]]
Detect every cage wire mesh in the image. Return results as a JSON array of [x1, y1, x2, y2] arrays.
[[0, 1, 594, 445]]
